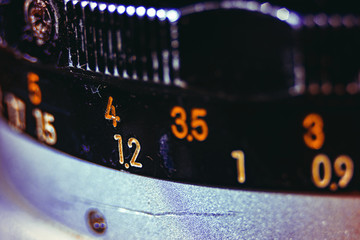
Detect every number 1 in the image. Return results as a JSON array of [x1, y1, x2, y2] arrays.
[[232, 150, 246, 183]]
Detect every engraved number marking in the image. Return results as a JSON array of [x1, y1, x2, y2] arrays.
[[114, 134, 142, 169], [312, 154, 354, 190], [191, 108, 208, 141], [312, 154, 332, 188], [33, 109, 57, 145], [114, 134, 124, 165], [333, 155, 353, 189], [171, 106, 208, 142], [231, 150, 246, 183], [4, 93, 26, 131], [303, 113, 325, 150], [171, 106, 188, 139], [105, 96, 120, 127], [27, 72, 42, 105], [128, 138, 142, 168]]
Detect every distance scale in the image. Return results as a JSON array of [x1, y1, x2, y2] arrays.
[[1, 0, 360, 193]]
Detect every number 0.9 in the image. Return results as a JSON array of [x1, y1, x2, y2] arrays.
[[312, 154, 354, 190]]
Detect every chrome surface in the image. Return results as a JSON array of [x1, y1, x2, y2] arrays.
[[0, 118, 359, 239]]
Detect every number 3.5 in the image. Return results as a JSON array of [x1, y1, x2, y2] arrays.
[[170, 106, 208, 142]]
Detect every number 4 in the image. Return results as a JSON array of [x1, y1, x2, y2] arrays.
[[105, 96, 120, 127]]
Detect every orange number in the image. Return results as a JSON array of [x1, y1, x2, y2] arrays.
[[171, 106, 188, 139], [191, 108, 208, 141], [171, 106, 208, 142], [105, 96, 120, 127], [27, 72, 42, 105], [303, 113, 325, 150]]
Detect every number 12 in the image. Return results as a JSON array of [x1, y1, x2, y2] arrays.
[[114, 134, 142, 169]]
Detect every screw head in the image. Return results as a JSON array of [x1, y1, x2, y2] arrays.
[[87, 209, 107, 234]]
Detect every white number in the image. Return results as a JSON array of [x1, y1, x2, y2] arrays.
[[33, 109, 57, 145], [4, 93, 26, 131]]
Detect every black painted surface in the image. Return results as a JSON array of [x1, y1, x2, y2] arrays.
[[1, 0, 360, 193], [0, 50, 360, 193]]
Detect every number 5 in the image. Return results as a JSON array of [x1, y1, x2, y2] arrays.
[[28, 72, 42, 105], [191, 108, 208, 141]]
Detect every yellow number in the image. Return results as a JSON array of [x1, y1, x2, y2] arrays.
[[114, 134, 142, 169], [303, 113, 325, 150], [231, 150, 246, 183], [312, 154, 332, 188], [27, 72, 42, 105], [312, 154, 354, 191], [105, 96, 120, 127], [171, 106, 208, 142], [128, 138, 142, 168], [4, 93, 26, 131], [191, 108, 208, 141], [334, 155, 353, 188], [171, 106, 188, 139], [114, 134, 124, 165], [33, 109, 57, 145]]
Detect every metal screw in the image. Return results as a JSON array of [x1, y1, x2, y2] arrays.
[[87, 209, 107, 234]]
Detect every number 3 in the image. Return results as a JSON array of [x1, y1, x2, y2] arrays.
[[303, 113, 325, 150], [171, 106, 188, 139]]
